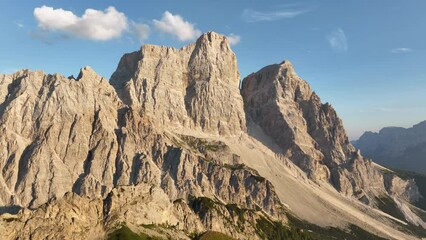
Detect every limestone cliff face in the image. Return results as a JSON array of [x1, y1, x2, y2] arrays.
[[0, 193, 105, 240], [0, 32, 424, 240], [110, 32, 246, 135], [241, 61, 417, 203], [0, 45, 283, 239], [0, 67, 121, 208]]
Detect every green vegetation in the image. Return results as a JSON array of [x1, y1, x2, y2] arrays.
[[170, 137, 185, 148], [225, 203, 247, 221], [275, 206, 426, 240], [189, 196, 251, 222], [172, 198, 184, 204], [252, 174, 266, 182], [140, 224, 156, 230], [285, 214, 388, 240], [187, 195, 392, 239], [189, 196, 217, 210], [190, 214, 389, 240], [375, 196, 406, 220], [376, 169, 426, 237], [107, 225, 162, 240], [194, 231, 236, 240], [412, 207, 426, 222], [256, 216, 317, 240], [223, 163, 245, 170], [374, 196, 426, 238], [179, 135, 226, 153], [189, 196, 250, 233]]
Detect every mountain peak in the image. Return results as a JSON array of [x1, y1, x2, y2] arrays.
[[193, 32, 233, 54], [2, 32, 424, 240], [110, 32, 245, 135], [279, 59, 293, 68], [76, 66, 103, 82], [413, 120, 426, 129], [197, 31, 227, 43]]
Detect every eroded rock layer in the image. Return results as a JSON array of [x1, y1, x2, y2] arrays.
[[241, 61, 420, 204], [110, 32, 246, 136], [0, 32, 424, 240]]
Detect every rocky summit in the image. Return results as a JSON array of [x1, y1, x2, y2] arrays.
[[0, 32, 425, 240], [110, 32, 246, 136]]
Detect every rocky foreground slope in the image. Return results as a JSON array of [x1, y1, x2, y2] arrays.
[[0, 32, 425, 239]]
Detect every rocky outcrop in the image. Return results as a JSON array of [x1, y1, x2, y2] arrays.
[[354, 121, 426, 174], [240, 61, 417, 203], [384, 173, 421, 203], [110, 32, 246, 136], [0, 193, 105, 240], [0, 32, 424, 239], [0, 67, 121, 208], [0, 45, 284, 239]]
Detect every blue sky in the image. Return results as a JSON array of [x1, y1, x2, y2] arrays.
[[1, 0, 425, 139]]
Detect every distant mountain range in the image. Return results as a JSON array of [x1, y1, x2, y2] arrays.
[[353, 121, 426, 174]]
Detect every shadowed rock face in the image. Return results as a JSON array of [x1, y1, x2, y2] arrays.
[[0, 32, 424, 239], [110, 32, 246, 136]]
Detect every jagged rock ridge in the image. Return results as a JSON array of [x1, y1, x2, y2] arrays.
[[0, 32, 425, 239], [110, 32, 246, 136], [354, 120, 426, 174], [241, 61, 410, 203]]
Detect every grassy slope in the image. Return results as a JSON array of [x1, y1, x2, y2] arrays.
[[375, 196, 406, 221], [285, 214, 387, 240], [107, 226, 161, 240], [197, 231, 236, 240]]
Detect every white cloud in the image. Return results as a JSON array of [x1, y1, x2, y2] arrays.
[[132, 22, 150, 42], [326, 28, 348, 52], [241, 8, 311, 22], [390, 47, 412, 53], [33, 5, 128, 41], [226, 33, 241, 45], [153, 11, 201, 41]]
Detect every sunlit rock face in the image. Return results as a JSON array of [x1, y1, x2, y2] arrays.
[[0, 32, 423, 240], [110, 31, 246, 136], [241, 60, 418, 203]]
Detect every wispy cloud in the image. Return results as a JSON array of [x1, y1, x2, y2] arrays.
[[241, 7, 311, 22], [390, 47, 412, 53], [226, 33, 241, 45], [326, 28, 348, 52], [153, 11, 201, 41], [34, 6, 129, 41], [15, 22, 24, 28], [132, 22, 150, 42], [29, 30, 70, 45]]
